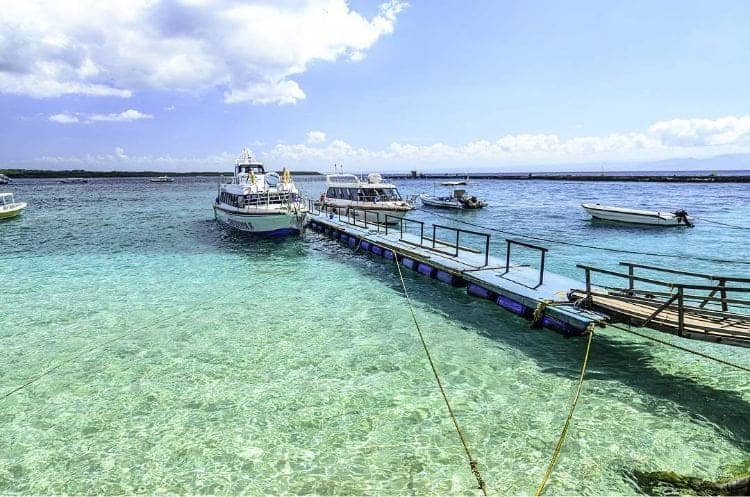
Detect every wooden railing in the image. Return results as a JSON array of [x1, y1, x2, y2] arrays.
[[577, 262, 750, 336]]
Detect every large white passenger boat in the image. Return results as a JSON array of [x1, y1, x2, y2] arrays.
[[582, 203, 693, 226], [319, 172, 413, 224], [213, 149, 306, 236]]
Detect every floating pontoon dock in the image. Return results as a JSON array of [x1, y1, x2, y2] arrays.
[[305, 204, 607, 336]]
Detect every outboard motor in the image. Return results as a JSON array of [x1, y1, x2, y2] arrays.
[[673, 209, 693, 227]]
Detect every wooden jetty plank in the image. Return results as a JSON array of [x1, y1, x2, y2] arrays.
[[570, 291, 750, 346]]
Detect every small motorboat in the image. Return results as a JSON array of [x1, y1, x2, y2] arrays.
[[420, 186, 486, 210], [0, 174, 11, 185], [150, 176, 175, 183], [60, 178, 88, 184], [0, 192, 26, 220], [582, 203, 693, 226]]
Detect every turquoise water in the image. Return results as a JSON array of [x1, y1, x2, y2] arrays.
[[1, 177, 748, 495]]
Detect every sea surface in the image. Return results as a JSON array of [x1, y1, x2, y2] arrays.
[[1, 176, 748, 495]]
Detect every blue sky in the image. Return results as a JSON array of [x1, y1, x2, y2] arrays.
[[2, 0, 750, 172]]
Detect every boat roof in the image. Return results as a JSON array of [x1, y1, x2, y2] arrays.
[[326, 173, 397, 188]]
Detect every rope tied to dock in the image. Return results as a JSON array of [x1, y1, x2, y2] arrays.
[[531, 300, 553, 328], [392, 255, 489, 496], [534, 326, 595, 496]]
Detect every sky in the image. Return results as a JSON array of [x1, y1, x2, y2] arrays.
[[2, 0, 750, 172]]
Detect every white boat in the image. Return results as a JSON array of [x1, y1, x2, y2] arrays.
[[318, 172, 413, 224], [150, 176, 174, 183], [420, 185, 486, 210], [582, 203, 693, 226], [0, 192, 26, 220], [0, 174, 11, 185], [213, 148, 306, 236]]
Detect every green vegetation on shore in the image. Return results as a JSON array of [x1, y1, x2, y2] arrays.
[[0, 169, 323, 179]]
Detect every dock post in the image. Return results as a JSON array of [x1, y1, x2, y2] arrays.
[[677, 286, 685, 336], [720, 278, 728, 311]]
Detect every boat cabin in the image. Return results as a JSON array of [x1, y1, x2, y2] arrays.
[[325, 186, 402, 202]]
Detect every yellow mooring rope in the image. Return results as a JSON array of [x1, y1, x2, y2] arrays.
[[393, 257, 489, 496], [534, 327, 595, 496]]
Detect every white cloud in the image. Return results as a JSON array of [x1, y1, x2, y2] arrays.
[[648, 115, 750, 147], [266, 114, 750, 168], [88, 109, 153, 122], [47, 108, 153, 124], [0, 0, 407, 105], [49, 112, 79, 124], [32, 114, 750, 171], [306, 130, 326, 144]]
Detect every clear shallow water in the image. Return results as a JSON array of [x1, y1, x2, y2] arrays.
[[0, 176, 748, 495]]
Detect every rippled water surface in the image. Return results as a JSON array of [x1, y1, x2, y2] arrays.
[[1, 176, 748, 495]]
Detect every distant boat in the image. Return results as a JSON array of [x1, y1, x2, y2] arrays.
[[0, 192, 26, 219], [441, 177, 468, 186], [0, 174, 11, 185], [60, 178, 88, 184], [150, 176, 175, 183], [582, 203, 693, 226], [420, 184, 486, 210]]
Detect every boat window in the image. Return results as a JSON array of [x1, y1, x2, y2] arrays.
[[326, 187, 336, 198], [348, 188, 358, 200]]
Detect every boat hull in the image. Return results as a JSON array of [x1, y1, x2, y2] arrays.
[[213, 205, 303, 236], [0, 203, 26, 219], [582, 204, 691, 226]]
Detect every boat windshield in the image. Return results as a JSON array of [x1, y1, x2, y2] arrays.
[[326, 186, 401, 201], [236, 164, 265, 175], [1, 193, 13, 204]]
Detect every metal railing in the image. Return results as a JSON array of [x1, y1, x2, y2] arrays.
[[503, 239, 548, 288]]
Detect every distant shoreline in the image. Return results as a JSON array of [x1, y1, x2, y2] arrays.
[[384, 172, 750, 183], [0, 169, 323, 179], [2, 169, 750, 183]]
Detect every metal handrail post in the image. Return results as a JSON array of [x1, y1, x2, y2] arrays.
[[504, 239, 511, 274], [484, 235, 490, 267], [720, 278, 728, 311], [455, 229, 460, 257], [585, 268, 591, 301], [432, 225, 436, 249], [420, 223, 424, 247], [539, 250, 546, 287]]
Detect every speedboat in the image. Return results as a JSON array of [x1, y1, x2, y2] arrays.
[[150, 176, 174, 183], [0, 174, 11, 185], [420, 185, 486, 210], [60, 178, 88, 184], [0, 192, 26, 219], [213, 148, 306, 236], [318, 171, 413, 224], [582, 203, 693, 226]]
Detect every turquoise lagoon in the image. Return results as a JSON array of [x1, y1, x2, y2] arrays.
[[0, 176, 748, 495]]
